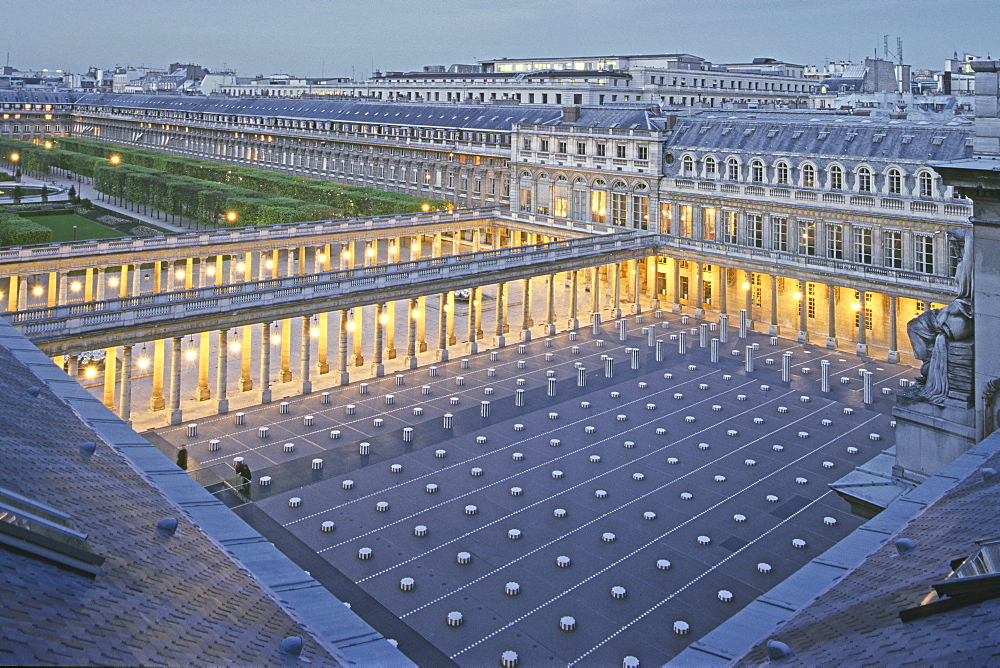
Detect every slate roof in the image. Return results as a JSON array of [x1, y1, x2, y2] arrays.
[[735, 439, 1000, 666], [666, 113, 975, 162], [72, 93, 560, 132], [0, 319, 348, 666], [0, 90, 83, 104]]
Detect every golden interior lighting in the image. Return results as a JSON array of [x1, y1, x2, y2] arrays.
[[136, 357, 150, 370], [793, 291, 803, 300], [742, 282, 751, 290], [852, 303, 862, 311], [70, 281, 82, 292]]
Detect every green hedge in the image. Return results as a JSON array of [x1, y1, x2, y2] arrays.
[[12, 137, 450, 225], [0, 211, 51, 246]]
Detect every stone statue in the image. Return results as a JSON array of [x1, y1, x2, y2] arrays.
[[904, 229, 973, 405]]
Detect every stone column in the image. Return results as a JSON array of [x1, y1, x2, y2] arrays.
[[612, 262, 622, 319], [47, 271, 57, 307], [413, 236, 427, 351], [591, 266, 601, 322], [468, 287, 479, 354], [216, 329, 229, 414], [102, 346, 117, 410], [437, 292, 450, 361], [568, 270, 579, 330], [84, 268, 95, 301], [150, 339, 165, 411], [280, 318, 292, 381], [719, 265, 728, 315], [744, 271, 753, 327], [856, 290, 868, 354], [887, 295, 899, 363], [57, 272, 68, 306], [373, 303, 385, 376], [95, 268, 106, 301], [260, 322, 272, 404], [168, 337, 183, 425], [521, 277, 533, 341], [119, 345, 132, 423], [769, 275, 779, 335], [300, 315, 312, 394], [185, 258, 194, 289], [495, 283, 507, 347], [672, 259, 681, 313], [338, 310, 350, 385], [798, 280, 808, 342], [632, 260, 642, 315], [6, 276, 18, 312], [827, 284, 838, 348], [545, 274, 556, 336], [405, 298, 419, 369]]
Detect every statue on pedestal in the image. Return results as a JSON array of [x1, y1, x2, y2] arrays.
[[903, 229, 973, 406]]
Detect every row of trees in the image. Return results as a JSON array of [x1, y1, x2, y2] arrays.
[[1, 137, 449, 228], [0, 211, 51, 246]]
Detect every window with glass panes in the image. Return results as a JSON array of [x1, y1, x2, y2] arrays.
[[772, 216, 788, 251], [919, 171, 934, 197], [883, 230, 902, 268], [914, 234, 935, 273], [798, 220, 816, 255], [577, 142, 586, 155], [632, 193, 648, 229], [806, 283, 817, 318], [727, 159, 740, 180], [751, 161, 764, 183], [679, 205, 693, 236], [826, 223, 844, 259], [747, 213, 764, 248], [802, 164, 815, 187], [519, 188, 532, 212], [660, 203, 672, 233], [723, 211, 739, 243], [572, 189, 588, 220], [830, 166, 844, 190], [611, 192, 627, 226], [776, 161, 789, 185], [703, 207, 716, 240], [854, 227, 873, 264], [858, 167, 873, 192], [637, 146, 649, 160], [888, 169, 902, 194], [591, 190, 606, 224], [705, 156, 717, 176]]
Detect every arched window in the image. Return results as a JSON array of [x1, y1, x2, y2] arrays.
[[750, 160, 764, 183], [591, 179, 607, 224], [704, 156, 717, 176], [918, 171, 934, 197], [857, 167, 873, 192], [887, 168, 902, 195], [829, 165, 843, 190], [776, 161, 789, 185], [571, 178, 588, 220], [802, 163, 816, 188], [631, 183, 650, 230], [727, 158, 740, 181], [682, 155, 695, 174]]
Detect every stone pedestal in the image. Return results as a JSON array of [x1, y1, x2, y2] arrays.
[[892, 396, 977, 483]]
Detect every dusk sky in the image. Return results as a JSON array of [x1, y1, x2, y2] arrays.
[[3, 0, 996, 77]]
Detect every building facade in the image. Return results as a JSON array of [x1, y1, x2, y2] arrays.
[[0, 90, 974, 359]]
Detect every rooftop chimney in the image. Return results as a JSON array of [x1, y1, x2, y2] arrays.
[[562, 106, 580, 123]]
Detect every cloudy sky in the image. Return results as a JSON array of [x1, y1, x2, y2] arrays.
[[3, 0, 996, 77]]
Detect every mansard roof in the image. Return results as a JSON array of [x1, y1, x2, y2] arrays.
[[72, 93, 558, 132], [666, 112, 975, 162]]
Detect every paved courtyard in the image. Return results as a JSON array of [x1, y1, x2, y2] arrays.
[[149, 312, 906, 666]]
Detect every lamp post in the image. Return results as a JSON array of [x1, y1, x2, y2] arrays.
[[9, 152, 20, 183], [72, 225, 77, 241]]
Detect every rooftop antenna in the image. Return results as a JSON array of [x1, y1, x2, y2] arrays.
[[884, 35, 890, 62], [896, 37, 904, 66]]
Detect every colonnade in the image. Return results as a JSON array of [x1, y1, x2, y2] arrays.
[[68, 252, 656, 426]]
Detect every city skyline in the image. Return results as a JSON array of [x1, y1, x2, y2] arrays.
[[3, 0, 996, 78]]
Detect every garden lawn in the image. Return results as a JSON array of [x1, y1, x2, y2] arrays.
[[22, 213, 124, 242]]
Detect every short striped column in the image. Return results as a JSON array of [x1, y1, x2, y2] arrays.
[[605, 356, 614, 378], [821, 359, 831, 393], [719, 313, 729, 343], [783, 352, 793, 383], [547, 378, 557, 397], [745, 346, 755, 373], [481, 401, 491, 418], [678, 331, 687, 354], [655, 339, 664, 362], [577, 367, 587, 387], [700, 323, 708, 348], [862, 370, 873, 405], [739, 309, 748, 340], [711, 337, 719, 363], [618, 319, 628, 342], [515, 388, 525, 406]]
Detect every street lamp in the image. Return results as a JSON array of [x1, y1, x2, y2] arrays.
[[225, 210, 238, 224], [72, 225, 77, 241], [9, 152, 20, 183], [109, 154, 121, 166]]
